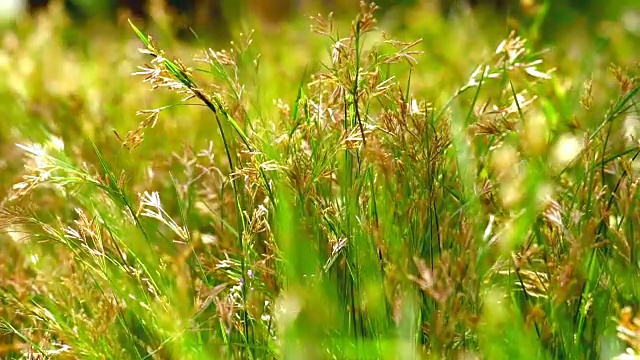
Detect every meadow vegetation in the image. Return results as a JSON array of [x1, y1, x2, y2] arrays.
[[1, 0, 639, 358]]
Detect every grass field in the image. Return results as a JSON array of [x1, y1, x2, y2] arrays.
[[1, 1, 639, 358]]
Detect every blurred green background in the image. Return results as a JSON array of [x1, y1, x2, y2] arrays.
[[2, 0, 639, 42]]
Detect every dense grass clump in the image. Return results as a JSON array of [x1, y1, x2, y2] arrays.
[[1, 1, 639, 359]]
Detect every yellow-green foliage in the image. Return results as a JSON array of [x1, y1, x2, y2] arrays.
[[0, 1, 639, 359]]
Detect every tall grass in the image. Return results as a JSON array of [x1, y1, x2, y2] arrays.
[[1, 1, 639, 359]]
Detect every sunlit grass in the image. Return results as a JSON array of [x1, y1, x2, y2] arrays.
[[1, 1, 639, 359]]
